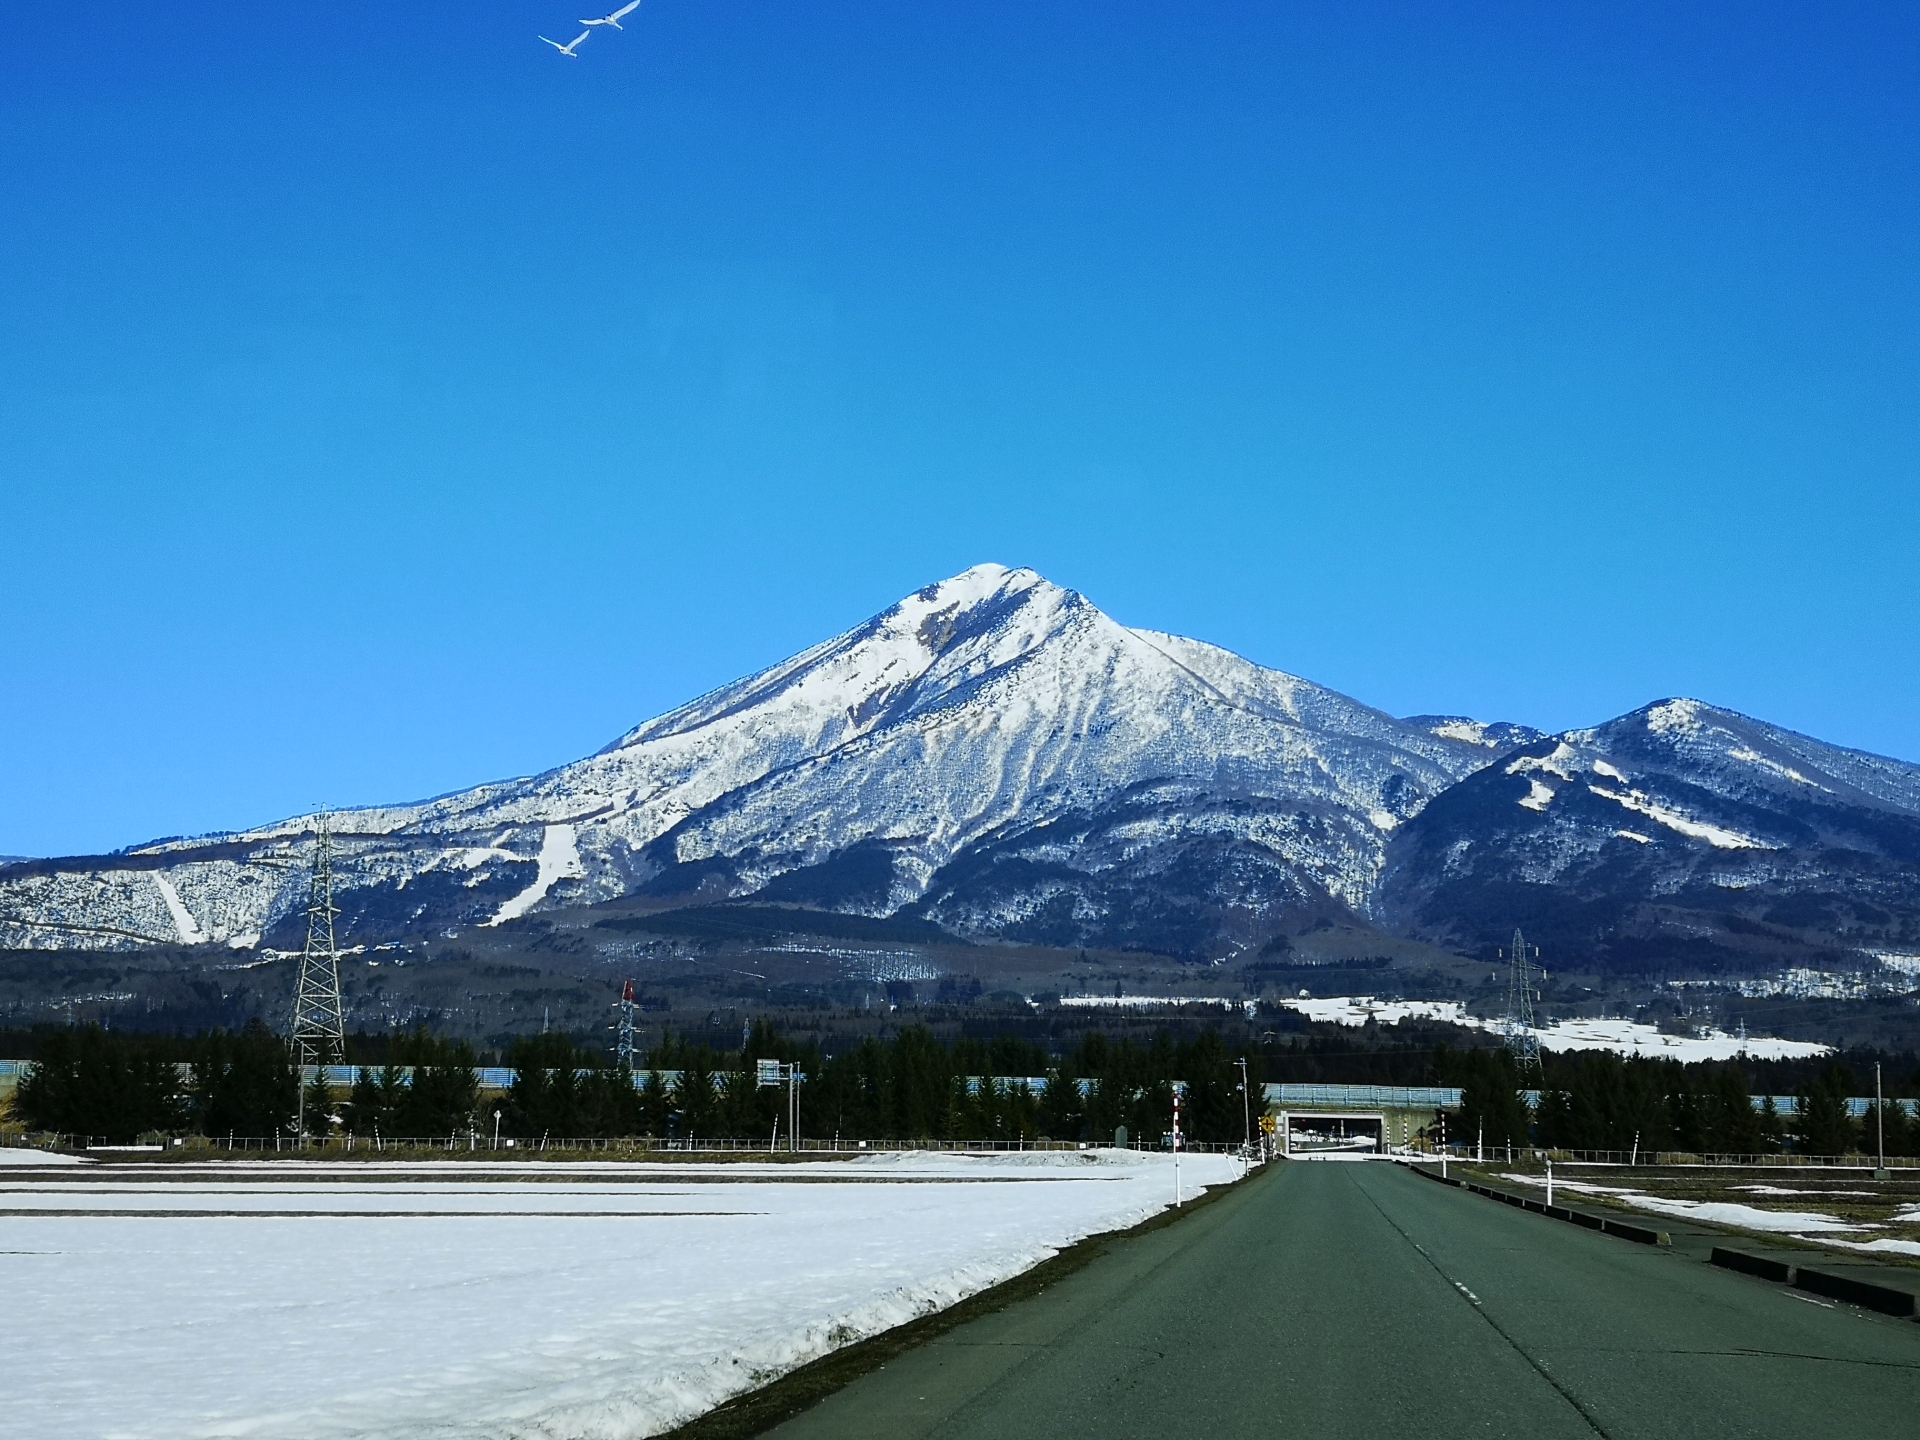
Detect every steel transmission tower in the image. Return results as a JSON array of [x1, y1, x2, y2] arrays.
[[291, 811, 348, 1135], [1502, 927, 1541, 1077], [615, 979, 638, 1072]]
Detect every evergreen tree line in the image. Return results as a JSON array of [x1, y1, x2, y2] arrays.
[[12, 1022, 483, 1143], [16, 1020, 297, 1143], [1441, 1046, 1920, 1157], [9, 1020, 1260, 1145], [488, 1024, 1257, 1145], [18, 1020, 1911, 1153]]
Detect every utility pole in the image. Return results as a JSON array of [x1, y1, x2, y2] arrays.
[[1236, 1057, 1252, 1170], [291, 809, 347, 1140]]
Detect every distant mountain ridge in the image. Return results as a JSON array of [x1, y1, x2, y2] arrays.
[[1375, 698, 1920, 973], [3, 565, 1916, 973]]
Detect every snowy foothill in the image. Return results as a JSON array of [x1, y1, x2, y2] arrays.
[[1525, 1016, 1828, 1063], [3, 1148, 1242, 1440], [1272, 995, 1829, 1062], [1058, 994, 1256, 1015], [1055, 992, 1826, 1064], [1276, 996, 1479, 1029]]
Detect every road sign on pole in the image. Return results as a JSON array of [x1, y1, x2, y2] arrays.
[[756, 1059, 801, 1153]]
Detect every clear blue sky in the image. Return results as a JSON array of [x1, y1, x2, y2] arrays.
[[2, 3, 1916, 858]]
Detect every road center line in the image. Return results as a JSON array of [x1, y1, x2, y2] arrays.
[[1355, 1168, 1615, 1440]]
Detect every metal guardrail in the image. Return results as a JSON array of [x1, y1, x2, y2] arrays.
[[1417, 1143, 1919, 1168]]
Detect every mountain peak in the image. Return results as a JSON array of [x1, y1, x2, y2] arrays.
[[914, 562, 1040, 603]]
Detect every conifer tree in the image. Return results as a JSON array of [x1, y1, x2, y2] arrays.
[[638, 1068, 671, 1136], [192, 1020, 297, 1139], [344, 1066, 385, 1136], [1872, 1097, 1913, 1158], [302, 1072, 336, 1139], [1797, 1067, 1856, 1156], [398, 1033, 479, 1138], [15, 1025, 182, 1141]]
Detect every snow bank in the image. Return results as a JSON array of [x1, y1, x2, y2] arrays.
[[3, 1150, 1239, 1440], [0, 1147, 88, 1167], [1807, 1235, 1920, 1259], [1495, 1173, 1862, 1234]]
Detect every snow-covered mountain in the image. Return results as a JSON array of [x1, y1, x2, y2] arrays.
[[1376, 698, 1920, 971], [0, 565, 1516, 957], [4, 566, 1915, 968]]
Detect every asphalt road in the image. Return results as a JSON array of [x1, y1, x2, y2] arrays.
[[768, 1158, 1920, 1440]]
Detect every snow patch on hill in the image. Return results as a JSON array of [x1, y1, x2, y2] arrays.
[[488, 824, 583, 925]]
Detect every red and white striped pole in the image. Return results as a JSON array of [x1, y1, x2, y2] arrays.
[[1173, 1088, 1182, 1207]]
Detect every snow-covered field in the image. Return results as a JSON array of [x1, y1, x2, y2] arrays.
[[1275, 995, 1829, 1061], [1, 1149, 1240, 1440]]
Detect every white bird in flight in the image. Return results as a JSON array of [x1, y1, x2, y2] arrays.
[[581, 1, 642, 28], [539, 30, 591, 57]]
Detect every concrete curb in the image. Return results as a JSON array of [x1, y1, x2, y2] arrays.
[[1600, 1218, 1669, 1246], [1411, 1164, 1672, 1247], [1711, 1246, 1793, 1284], [1709, 1245, 1920, 1319], [1795, 1267, 1919, 1318]]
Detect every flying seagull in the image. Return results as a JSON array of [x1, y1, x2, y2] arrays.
[[581, 1, 642, 28], [539, 30, 591, 56]]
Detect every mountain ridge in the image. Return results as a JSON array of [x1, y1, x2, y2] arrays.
[[2, 565, 1915, 973]]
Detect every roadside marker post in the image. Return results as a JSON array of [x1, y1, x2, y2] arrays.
[[1173, 1090, 1182, 1207], [1876, 1064, 1889, 1178], [1546, 1158, 1554, 1208]]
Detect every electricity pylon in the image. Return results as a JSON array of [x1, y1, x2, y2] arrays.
[[1502, 926, 1542, 1078], [615, 979, 638, 1072], [291, 810, 347, 1135]]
